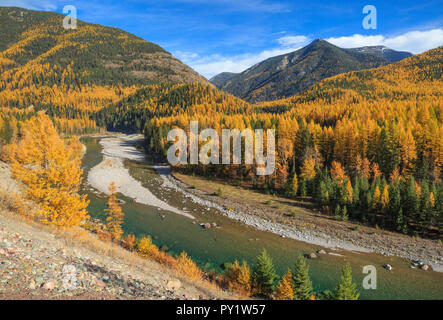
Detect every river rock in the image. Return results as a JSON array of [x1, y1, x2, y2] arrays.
[[94, 278, 106, 290], [420, 264, 429, 271], [317, 249, 327, 255], [384, 264, 393, 271], [201, 223, 211, 229], [42, 280, 55, 291], [308, 253, 317, 259], [61, 264, 77, 290], [29, 280, 36, 290]]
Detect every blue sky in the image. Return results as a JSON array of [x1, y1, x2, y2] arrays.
[[1, 0, 443, 78]]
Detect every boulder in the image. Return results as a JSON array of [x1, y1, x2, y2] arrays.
[[166, 279, 182, 290], [317, 249, 327, 255], [42, 280, 55, 291], [94, 279, 106, 290], [308, 253, 317, 259], [384, 264, 393, 271], [420, 264, 429, 271]]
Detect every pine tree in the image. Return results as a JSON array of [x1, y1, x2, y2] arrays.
[[396, 208, 408, 234], [352, 176, 360, 206], [105, 181, 124, 242], [299, 179, 307, 197], [334, 263, 359, 300], [404, 177, 419, 222], [274, 269, 294, 300], [252, 249, 278, 297], [292, 255, 313, 300]]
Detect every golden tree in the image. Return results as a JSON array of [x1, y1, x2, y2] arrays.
[[331, 161, 346, 184], [274, 269, 294, 300], [381, 185, 389, 209], [372, 186, 381, 209], [300, 159, 316, 181], [224, 260, 251, 294], [105, 181, 124, 242], [291, 173, 298, 196], [4, 112, 89, 227]]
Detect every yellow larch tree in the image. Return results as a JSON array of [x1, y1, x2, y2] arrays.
[[105, 181, 124, 242], [274, 269, 294, 300], [300, 159, 316, 181], [372, 186, 381, 209], [3, 112, 89, 227], [381, 185, 389, 209]]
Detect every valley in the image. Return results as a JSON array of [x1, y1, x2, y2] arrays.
[[79, 134, 443, 299], [0, 5, 441, 301]]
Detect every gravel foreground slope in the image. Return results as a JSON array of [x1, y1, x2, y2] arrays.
[[0, 210, 229, 300], [0, 161, 230, 300]]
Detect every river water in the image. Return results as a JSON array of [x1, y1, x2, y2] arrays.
[[81, 137, 443, 300]]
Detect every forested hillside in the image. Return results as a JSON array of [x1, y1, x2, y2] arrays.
[[0, 6, 207, 141], [95, 82, 252, 132], [144, 47, 443, 238], [0, 6, 441, 239]]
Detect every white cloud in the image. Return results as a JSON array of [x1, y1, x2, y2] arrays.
[[177, 46, 303, 79], [178, 35, 310, 79], [326, 29, 443, 54], [277, 35, 310, 47], [184, 28, 443, 79]]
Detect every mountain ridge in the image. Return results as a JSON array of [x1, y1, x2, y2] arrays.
[[0, 6, 208, 89], [211, 39, 412, 102]]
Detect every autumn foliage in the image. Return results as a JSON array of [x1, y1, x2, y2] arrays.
[[2, 112, 89, 227], [105, 182, 124, 242]]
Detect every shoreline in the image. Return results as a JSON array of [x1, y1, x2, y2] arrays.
[[86, 136, 194, 220], [159, 170, 443, 272], [86, 134, 442, 272]]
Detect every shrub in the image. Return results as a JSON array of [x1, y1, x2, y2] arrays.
[[224, 260, 251, 295], [175, 251, 203, 280], [274, 269, 294, 300], [122, 234, 136, 250], [96, 228, 112, 242], [137, 236, 160, 258]]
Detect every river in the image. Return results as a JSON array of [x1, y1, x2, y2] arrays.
[[80, 136, 443, 300]]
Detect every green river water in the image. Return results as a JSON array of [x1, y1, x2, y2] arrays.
[[81, 137, 443, 300]]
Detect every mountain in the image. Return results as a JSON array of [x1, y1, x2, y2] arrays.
[[347, 45, 412, 63], [211, 39, 412, 102], [257, 46, 442, 111], [0, 7, 207, 90], [209, 72, 238, 87]]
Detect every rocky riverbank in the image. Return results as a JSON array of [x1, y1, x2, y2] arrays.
[[87, 136, 194, 219], [0, 209, 227, 299], [0, 159, 231, 300], [161, 170, 443, 272], [85, 134, 441, 272]]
